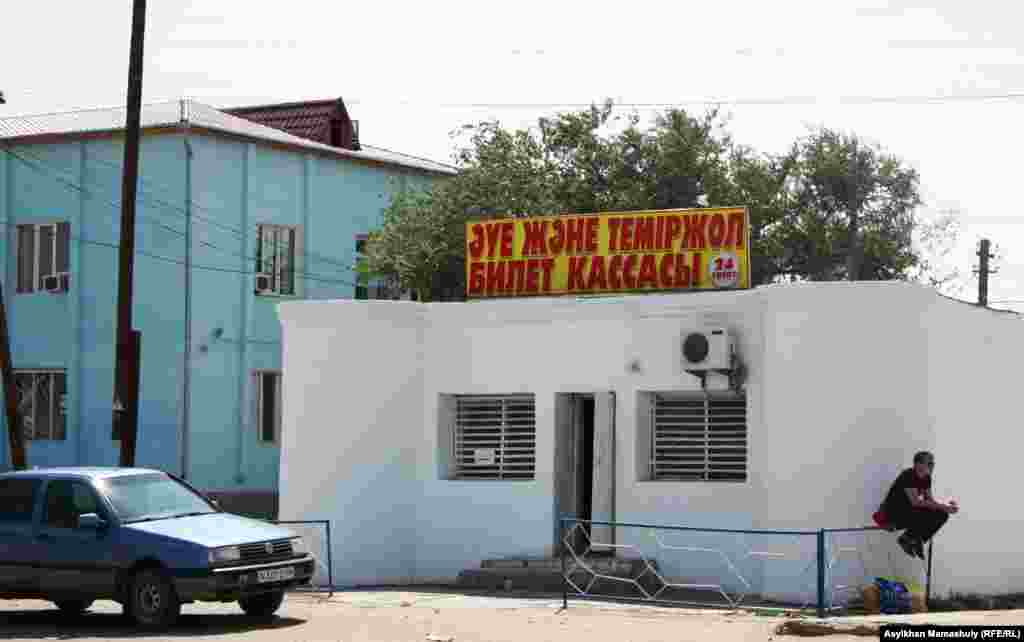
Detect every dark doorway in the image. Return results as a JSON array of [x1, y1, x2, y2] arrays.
[[573, 396, 596, 553]]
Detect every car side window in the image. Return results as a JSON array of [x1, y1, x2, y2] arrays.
[[43, 480, 102, 530], [0, 479, 41, 523]]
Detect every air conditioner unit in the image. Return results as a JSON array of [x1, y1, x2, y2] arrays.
[[681, 328, 734, 373], [43, 272, 69, 293], [254, 274, 273, 294]]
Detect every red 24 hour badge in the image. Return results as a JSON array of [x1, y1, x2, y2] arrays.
[[711, 252, 740, 288]]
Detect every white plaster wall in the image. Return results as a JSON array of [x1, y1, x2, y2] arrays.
[[278, 282, 1020, 600], [277, 301, 422, 586], [924, 298, 1024, 597]]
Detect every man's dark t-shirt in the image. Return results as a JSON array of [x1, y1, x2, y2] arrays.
[[883, 468, 931, 518]]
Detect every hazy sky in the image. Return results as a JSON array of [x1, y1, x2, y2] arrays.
[[3, 0, 1022, 307]]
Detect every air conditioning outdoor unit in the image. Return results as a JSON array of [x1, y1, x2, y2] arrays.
[[43, 273, 69, 293], [681, 328, 734, 373], [254, 274, 273, 294]]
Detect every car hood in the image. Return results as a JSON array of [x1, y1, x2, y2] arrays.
[[122, 512, 296, 548]]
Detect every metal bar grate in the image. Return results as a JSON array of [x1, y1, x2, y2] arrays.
[[651, 393, 747, 482], [454, 394, 536, 480]]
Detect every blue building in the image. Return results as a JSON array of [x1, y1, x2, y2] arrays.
[[0, 98, 454, 515]]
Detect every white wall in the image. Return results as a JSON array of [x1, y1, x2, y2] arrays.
[[278, 301, 423, 585], [278, 283, 1023, 601], [925, 297, 1024, 597]]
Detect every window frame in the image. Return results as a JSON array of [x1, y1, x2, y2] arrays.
[[647, 391, 748, 483], [450, 394, 537, 481], [14, 369, 68, 442], [254, 370, 282, 445], [40, 479, 108, 531], [254, 223, 302, 298], [16, 221, 70, 294]]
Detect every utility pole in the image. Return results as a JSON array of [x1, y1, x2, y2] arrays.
[[976, 238, 994, 308], [112, 0, 147, 467], [0, 90, 27, 470]]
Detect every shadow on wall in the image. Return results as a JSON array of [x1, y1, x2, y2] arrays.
[[207, 491, 279, 521]]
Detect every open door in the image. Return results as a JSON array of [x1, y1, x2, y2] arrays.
[[589, 391, 616, 553]]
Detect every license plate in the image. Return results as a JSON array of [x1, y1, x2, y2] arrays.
[[256, 567, 296, 583]]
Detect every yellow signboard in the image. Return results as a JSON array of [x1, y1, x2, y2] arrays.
[[464, 207, 751, 298]]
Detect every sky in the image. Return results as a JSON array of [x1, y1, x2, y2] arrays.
[[2, 0, 1022, 308]]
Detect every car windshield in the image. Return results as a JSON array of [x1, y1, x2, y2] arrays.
[[101, 473, 216, 523]]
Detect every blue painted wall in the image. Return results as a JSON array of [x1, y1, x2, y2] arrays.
[[0, 128, 446, 496]]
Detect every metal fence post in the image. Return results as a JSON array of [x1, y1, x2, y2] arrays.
[[816, 530, 826, 618], [925, 539, 933, 608], [561, 518, 568, 610]]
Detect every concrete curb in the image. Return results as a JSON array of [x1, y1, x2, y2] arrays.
[[775, 620, 880, 637]]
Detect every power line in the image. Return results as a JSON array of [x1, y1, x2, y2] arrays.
[[1, 145, 360, 276], [0, 219, 358, 287], [1, 146, 363, 287]]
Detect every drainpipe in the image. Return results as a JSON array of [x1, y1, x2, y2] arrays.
[[180, 100, 193, 479]]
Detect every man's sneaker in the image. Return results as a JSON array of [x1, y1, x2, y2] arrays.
[[897, 535, 917, 558], [914, 540, 926, 560]]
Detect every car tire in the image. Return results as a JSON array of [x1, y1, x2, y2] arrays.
[[239, 590, 285, 617], [54, 599, 94, 614], [128, 568, 181, 628]]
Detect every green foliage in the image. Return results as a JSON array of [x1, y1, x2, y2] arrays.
[[363, 100, 952, 300]]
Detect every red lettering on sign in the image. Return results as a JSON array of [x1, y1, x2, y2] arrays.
[[655, 216, 667, 250], [567, 256, 588, 290], [659, 254, 675, 288], [635, 217, 654, 250], [708, 213, 726, 247], [587, 255, 608, 290], [505, 260, 526, 292], [622, 255, 638, 289], [665, 216, 682, 251], [541, 258, 556, 292], [521, 220, 548, 256], [691, 252, 702, 285], [485, 223, 502, 258], [621, 217, 635, 251], [549, 219, 565, 254], [585, 217, 600, 253], [607, 218, 621, 252], [565, 218, 585, 253], [486, 261, 506, 295], [468, 224, 485, 259], [525, 259, 542, 293], [499, 222, 514, 257], [468, 262, 485, 295], [609, 255, 623, 290], [674, 254, 691, 287], [727, 212, 745, 248], [683, 215, 708, 249], [637, 254, 658, 288]]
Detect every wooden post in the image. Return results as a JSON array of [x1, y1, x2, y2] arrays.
[[0, 280, 26, 469]]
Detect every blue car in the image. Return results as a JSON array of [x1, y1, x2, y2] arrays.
[[0, 467, 316, 628]]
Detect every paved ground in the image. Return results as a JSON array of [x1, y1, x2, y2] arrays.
[[0, 589, 1022, 641]]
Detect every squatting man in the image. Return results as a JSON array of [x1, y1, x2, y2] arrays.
[[879, 451, 958, 559]]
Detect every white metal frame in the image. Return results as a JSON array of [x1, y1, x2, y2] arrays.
[[452, 394, 536, 480], [649, 391, 747, 482], [16, 221, 70, 294], [255, 224, 303, 297], [13, 369, 67, 441], [253, 370, 282, 445]]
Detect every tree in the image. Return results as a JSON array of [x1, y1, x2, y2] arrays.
[[362, 102, 934, 300]]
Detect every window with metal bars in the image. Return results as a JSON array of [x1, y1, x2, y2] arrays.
[[453, 394, 536, 480], [255, 224, 299, 296], [14, 370, 67, 441], [649, 392, 747, 482], [16, 222, 70, 294]]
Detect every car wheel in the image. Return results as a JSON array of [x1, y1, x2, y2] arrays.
[[239, 590, 285, 617], [128, 568, 181, 628], [54, 599, 94, 614]]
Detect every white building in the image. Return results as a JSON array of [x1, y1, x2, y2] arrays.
[[277, 281, 1022, 602]]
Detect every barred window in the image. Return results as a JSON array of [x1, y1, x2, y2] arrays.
[[649, 392, 747, 482], [14, 370, 67, 441], [453, 394, 536, 480]]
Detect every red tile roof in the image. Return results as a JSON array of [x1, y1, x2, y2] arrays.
[[224, 98, 359, 150]]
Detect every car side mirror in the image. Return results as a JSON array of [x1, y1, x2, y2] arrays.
[[78, 513, 107, 530], [207, 497, 220, 509]]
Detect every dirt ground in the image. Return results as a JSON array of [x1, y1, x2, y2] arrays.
[[1, 590, 1022, 641]]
